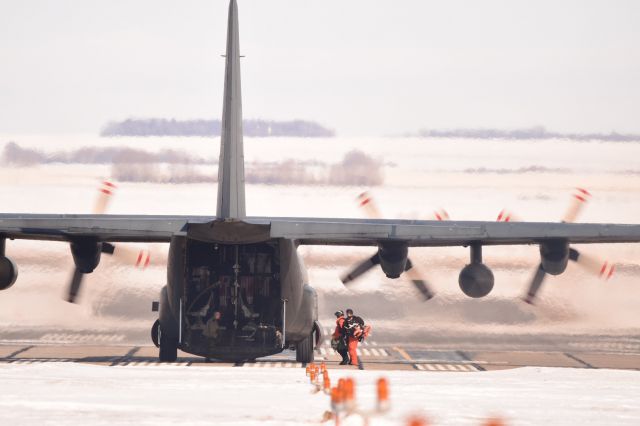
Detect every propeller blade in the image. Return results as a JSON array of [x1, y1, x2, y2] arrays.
[[111, 245, 151, 269], [569, 248, 615, 280], [404, 258, 435, 300], [432, 208, 450, 221], [522, 264, 547, 305], [496, 208, 521, 222], [561, 187, 591, 223], [356, 191, 383, 219], [340, 253, 380, 285], [93, 180, 117, 214], [102, 242, 115, 255], [67, 268, 85, 303], [355, 191, 438, 299]]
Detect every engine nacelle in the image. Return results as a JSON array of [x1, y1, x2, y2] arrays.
[[539, 239, 569, 276], [0, 256, 18, 290], [378, 242, 408, 279], [459, 263, 494, 298], [70, 239, 102, 273]]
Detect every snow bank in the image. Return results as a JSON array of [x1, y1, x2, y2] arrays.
[[0, 364, 638, 425]]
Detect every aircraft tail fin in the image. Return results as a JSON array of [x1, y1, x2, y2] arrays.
[[216, 0, 246, 219]]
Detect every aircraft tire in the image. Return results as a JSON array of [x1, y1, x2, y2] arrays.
[[159, 326, 178, 362], [151, 319, 160, 348], [295, 331, 315, 363], [158, 285, 178, 362]]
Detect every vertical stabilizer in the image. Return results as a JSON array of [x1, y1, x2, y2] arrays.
[[217, 0, 246, 219]]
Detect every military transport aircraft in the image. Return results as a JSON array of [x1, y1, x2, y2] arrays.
[[1, 0, 640, 363]]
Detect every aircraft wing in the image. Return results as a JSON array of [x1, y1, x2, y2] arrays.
[[0, 214, 212, 243], [2, 214, 640, 247], [260, 217, 640, 246]]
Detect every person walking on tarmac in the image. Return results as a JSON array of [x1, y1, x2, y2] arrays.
[[344, 308, 365, 368], [331, 310, 350, 365]]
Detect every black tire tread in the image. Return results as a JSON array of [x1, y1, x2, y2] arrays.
[[295, 332, 314, 363], [159, 328, 178, 362]]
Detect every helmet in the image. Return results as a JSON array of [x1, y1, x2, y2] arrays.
[[334, 310, 344, 317], [346, 308, 354, 315]]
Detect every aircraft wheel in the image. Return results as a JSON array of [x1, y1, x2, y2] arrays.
[[151, 319, 160, 348], [158, 324, 178, 362], [295, 331, 315, 363]]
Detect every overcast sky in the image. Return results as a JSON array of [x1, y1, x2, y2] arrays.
[[1, 0, 639, 136]]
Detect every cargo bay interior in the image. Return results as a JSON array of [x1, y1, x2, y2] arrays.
[[183, 241, 283, 351]]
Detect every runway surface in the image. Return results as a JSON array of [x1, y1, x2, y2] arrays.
[[1, 325, 639, 372]]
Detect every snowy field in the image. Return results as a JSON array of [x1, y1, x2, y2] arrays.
[[0, 363, 638, 425], [1, 135, 640, 338]]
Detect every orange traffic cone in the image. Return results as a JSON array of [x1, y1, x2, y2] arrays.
[[376, 377, 390, 412], [406, 415, 430, 426]]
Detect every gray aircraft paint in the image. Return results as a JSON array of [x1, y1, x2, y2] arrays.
[[216, 0, 246, 219], [2, 214, 640, 246]]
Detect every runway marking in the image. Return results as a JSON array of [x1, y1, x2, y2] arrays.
[[5, 358, 74, 364], [455, 350, 486, 371], [564, 353, 595, 369], [40, 333, 126, 343], [394, 347, 414, 361], [316, 342, 388, 361], [316, 344, 389, 357], [414, 363, 479, 372], [568, 341, 640, 352], [110, 347, 140, 367], [6, 345, 34, 358], [119, 361, 190, 367], [242, 362, 302, 368]]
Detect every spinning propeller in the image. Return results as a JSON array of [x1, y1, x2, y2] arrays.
[[339, 192, 448, 301], [66, 181, 151, 303], [497, 188, 614, 305]]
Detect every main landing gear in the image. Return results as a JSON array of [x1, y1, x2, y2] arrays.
[[159, 331, 178, 362], [157, 286, 178, 362], [295, 331, 315, 363], [151, 319, 178, 362]]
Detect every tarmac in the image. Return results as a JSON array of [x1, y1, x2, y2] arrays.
[[1, 326, 639, 372]]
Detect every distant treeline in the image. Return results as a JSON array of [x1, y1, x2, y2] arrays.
[[1, 142, 383, 186], [415, 126, 640, 142], [101, 118, 335, 138], [0, 142, 207, 165], [111, 151, 384, 186]]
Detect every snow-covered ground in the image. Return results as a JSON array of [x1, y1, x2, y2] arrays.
[[0, 363, 638, 425]]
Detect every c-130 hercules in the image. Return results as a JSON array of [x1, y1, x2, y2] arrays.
[[1, 0, 640, 363]]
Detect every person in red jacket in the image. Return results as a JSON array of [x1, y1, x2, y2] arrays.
[[344, 308, 365, 368], [331, 310, 350, 365]]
